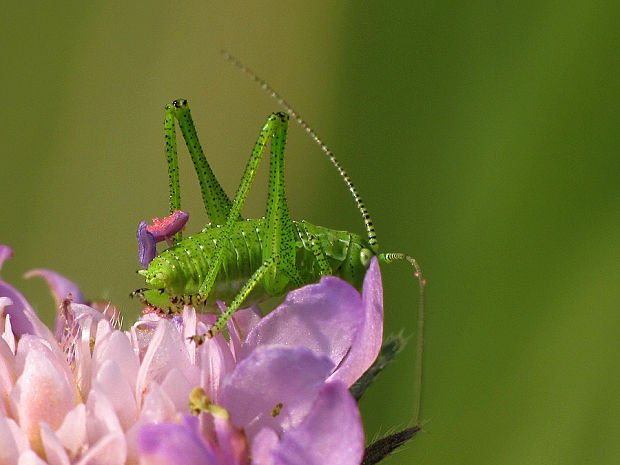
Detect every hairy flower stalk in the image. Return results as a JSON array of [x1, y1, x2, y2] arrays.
[[0, 244, 392, 465]]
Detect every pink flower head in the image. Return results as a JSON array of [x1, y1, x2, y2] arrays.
[[0, 245, 384, 464]]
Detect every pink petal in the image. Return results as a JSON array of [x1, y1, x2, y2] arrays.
[[55, 404, 87, 457], [75, 433, 126, 465], [0, 415, 21, 465], [251, 428, 278, 465], [220, 346, 334, 440], [0, 335, 16, 412], [10, 340, 75, 453], [0, 246, 12, 269], [160, 368, 194, 415], [232, 306, 262, 339], [198, 336, 235, 404], [136, 319, 193, 399], [243, 258, 383, 387], [0, 246, 55, 343], [212, 410, 249, 465], [124, 383, 178, 465], [242, 276, 361, 366], [78, 319, 97, 396], [23, 269, 87, 305], [2, 318, 16, 356], [40, 422, 70, 465], [328, 256, 383, 386], [92, 329, 139, 395], [137, 416, 217, 465], [138, 382, 177, 424], [85, 387, 123, 445], [14, 336, 77, 406], [181, 307, 198, 364], [8, 418, 30, 457], [17, 450, 48, 465], [93, 360, 138, 430], [226, 306, 243, 361], [268, 381, 364, 465], [137, 416, 220, 465], [94, 317, 114, 343], [69, 303, 107, 323]]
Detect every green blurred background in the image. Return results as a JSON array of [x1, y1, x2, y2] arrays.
[[2, 2, 619, 464]]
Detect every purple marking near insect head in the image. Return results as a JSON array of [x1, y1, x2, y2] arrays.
[[137, 220, 157, 269], [137, 211, 189, 268]]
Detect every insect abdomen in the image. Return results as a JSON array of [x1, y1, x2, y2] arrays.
[[145, 220, 269, 308]]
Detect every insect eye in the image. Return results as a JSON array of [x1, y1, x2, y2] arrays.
[[359, 248, 373, 268]]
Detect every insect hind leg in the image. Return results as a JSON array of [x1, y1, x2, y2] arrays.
[[166, 99, 237, 226]]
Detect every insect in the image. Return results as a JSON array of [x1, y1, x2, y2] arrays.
[[134, 53, 425, 354], [133, 53, 427, 422]]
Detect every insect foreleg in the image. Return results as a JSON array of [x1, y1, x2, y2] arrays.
[[207, 256, 279, 337]]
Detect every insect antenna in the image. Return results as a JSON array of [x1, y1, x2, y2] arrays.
[[224, 52, 428, 423], [222, 51, 379, 250], [380, 252, 427, 425]]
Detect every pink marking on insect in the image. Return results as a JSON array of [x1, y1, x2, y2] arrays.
[[147, 210, 190, 246]]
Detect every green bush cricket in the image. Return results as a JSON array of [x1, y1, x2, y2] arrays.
[[134, 53, 427, 420]]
